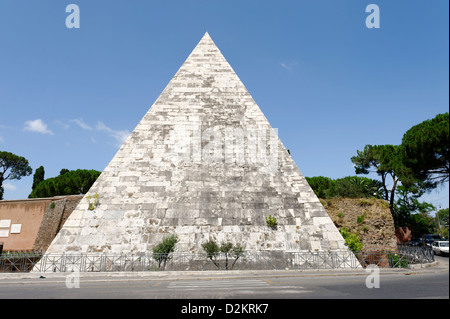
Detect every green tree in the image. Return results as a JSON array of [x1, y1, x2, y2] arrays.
[[202, 240, 245, 270], [437, 208, 449, 229], [437, 208, 449, 238], [152, 234, 179, 270], [339, 227, 364, 253], [31, 166, 45, 191], [351, 144, 411, 210], [334, 176, 383, 199], [305, 176, 336, 199], [409, 213, 435, 238], [28, 169, 101, 198], [401, 113, 449, 188], [393, 185, 436, 229], [306, 176, 383, 199], [0, 151, 33, 200], [202, 239, 221, 269]]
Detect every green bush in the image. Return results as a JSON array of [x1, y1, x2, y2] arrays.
[[339, 227, 364, 253], [152, 234, 179, 270], [306, 176, 383, 199], [29, 169, 101, 198], [357, 213, 366, 224], [202, 239, 245, 270], [388, 253, 408, 268], [305, 176, 336, 199], [266, 215, 277, 229]]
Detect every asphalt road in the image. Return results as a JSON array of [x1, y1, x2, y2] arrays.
[[0, 256, 448, 301]]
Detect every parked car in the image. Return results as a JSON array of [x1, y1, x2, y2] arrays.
[[431, 241, 449, 256], [424, 234, 443, 247], [408, 238, 424, 246]]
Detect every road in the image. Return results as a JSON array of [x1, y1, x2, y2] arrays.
[[0, 256, 448, 301]]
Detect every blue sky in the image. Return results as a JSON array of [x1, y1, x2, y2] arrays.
[[0, 1, 448, 210]]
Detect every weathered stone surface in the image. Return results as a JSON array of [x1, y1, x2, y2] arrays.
[[45, 33, 354, 259], [322, 198, 398, 252], [33, 195, 83, 252]]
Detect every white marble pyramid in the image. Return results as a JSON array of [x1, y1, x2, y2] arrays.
[[45, 33, 354, 261]]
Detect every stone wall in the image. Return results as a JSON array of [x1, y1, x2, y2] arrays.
[[2, 194, 399, 254], [0, 195, 82, 252], [33, 195, 83, 252], [321, 198, 398, 252]]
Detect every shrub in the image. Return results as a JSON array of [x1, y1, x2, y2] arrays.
[[357, 213, 366, 224], [202, 240, 220, 260], [202, 239, 245, 270], [339, 227, 364, 253], [359, 199, 373, 207], [86, 193, 99, 210], [388, 253, 408, 268], [306, 175, 383, 199], [266, 215, 277, 230], [29, 169, 101, 198], [152, 234, 179, 270]]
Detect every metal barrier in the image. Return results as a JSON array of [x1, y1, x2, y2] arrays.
[[0, 246, 435, 273], [397, 244, 435, 264], [0, 251, 43, 273]]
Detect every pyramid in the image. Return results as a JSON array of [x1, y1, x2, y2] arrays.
[[45, 33, 354, 260]]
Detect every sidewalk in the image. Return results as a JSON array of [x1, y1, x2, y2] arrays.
[[0, 260, 444, 284]]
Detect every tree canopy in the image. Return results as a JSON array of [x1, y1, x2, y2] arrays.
[[401, 112, 449, 188], [349, 113, 449, 234], [305, 176, 383, 199], [31, 166, 45, 191], [0, 151, 33, 200], [28, 169, 101, 198], [350, 144, 414, 209]]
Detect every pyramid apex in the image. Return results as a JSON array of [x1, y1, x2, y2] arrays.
[[201, 31, 213, 41], [192, 31, 217, 51]]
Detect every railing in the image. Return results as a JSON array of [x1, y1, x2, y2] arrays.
[[0, 251, 43, 273], [397, 244, 435, 264], [0, 246, 435, 273]]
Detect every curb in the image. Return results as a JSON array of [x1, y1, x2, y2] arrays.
[[0, 262, 443, 283]]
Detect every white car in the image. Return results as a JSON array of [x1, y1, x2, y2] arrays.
[[431, 241, 449, 256]]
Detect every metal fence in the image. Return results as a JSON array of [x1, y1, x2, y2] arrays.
[[0, 246, 435, 273], [397, 244, 435, 264]]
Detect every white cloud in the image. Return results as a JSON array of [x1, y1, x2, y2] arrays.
[[3, 183, 17, 191], [70, 118, 93, 131], [55, 120, 70, 130], [96, 121, 130, 147], [280, 61, 298, 72], [23, 119, 54, 135]]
